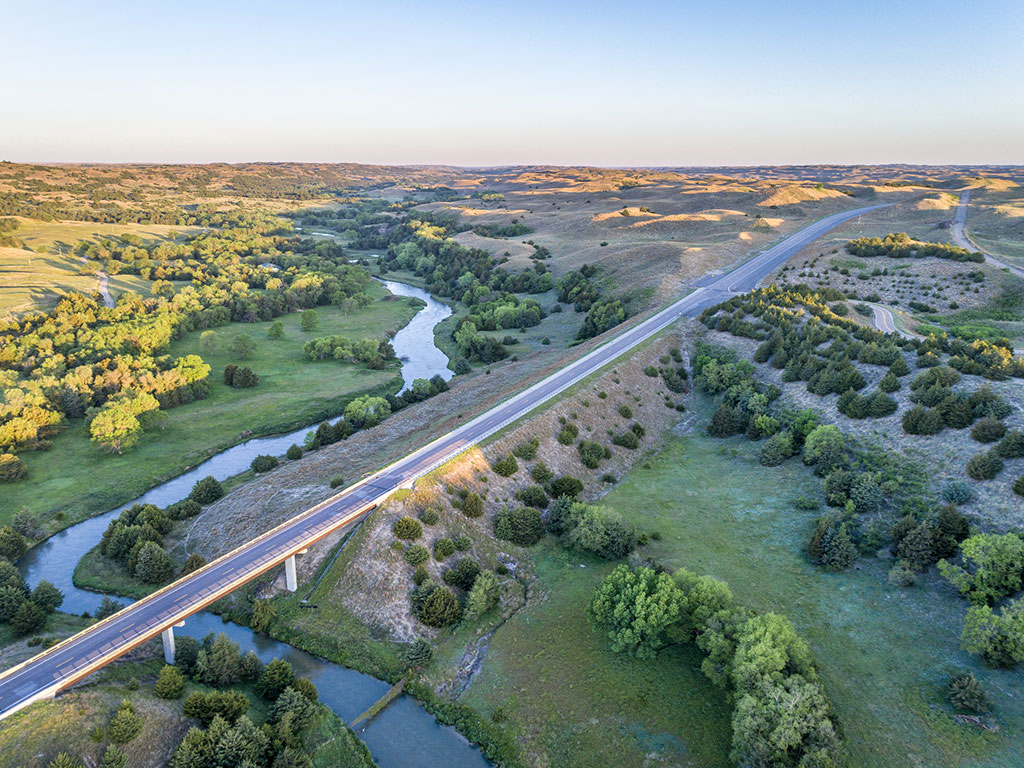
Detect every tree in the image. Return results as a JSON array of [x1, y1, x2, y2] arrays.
[[155, 664, 185, 699], [175, 635, 200, 675], [227, 334, 256, 360], [393, 516, 423, 540], [271, 686, 317, 731], [589, 565, 680, 659], [108, 698, 144, 743], [897, 523, 937, 571], [492, 454, 518, 477], [31, 580, 63, 613], [286, 444, 303, 460], [460, 491, 484, 518], [404, 544, 429, 565], [442, 557, 481, 590], [0, 585, 27, 622], [301, 310, 319, 331], [257, 658, 296, 700], [251, 454, 278, 473], [433, 537, 456, 560], [948, 672, 989, 713], [418, 586, 463, 627], [98, 745, 127, 768], [240, 650, 264, 682], [464, 571, 500, 620], [199, 330, 218, 355], [759, 431, 794, 466], [11, 600, 45, 634], [134, 541, 174, 583], [190, 476, 224, 505], [564, 504, 637, 560], [0, 526, 27, 561], [182, 690, 249, 726], [966, 451, 1003, 480], [0, 453, 28, 483], [268, 320, 285, 339], [802, 425, 847, 476], [939, 533, 1024, 605], [344, 395, 390, 428], [971, 418, 1007, 444], [995, 430, 1024, 459], [405, 638, 433, 667], [182, 552, 206, 575], [47, 754, 82, 768], [548, 476, 584, 499], [252, 598, 276, 633], [515, 485, 548, 509], [493, 506, 545, 547], [94, 595, 125, 621], [198, 632, 242, 686], [961, 599, 1024, 668]]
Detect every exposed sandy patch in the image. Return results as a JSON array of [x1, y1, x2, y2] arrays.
[[451, 231, 536, 262], [592, 207, 659, 222], [738, 231, 754, 240], [758, 184, 846, 207], [913, 192, 958, 211]]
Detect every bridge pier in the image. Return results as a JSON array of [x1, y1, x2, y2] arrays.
[[161, 627, 175, 665], [285, 555, 297, 592]]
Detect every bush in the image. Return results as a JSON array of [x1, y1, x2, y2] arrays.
[[802, 425, 847, 476], [416, 584, 463, 627], [108, 699, 144, 744], [453, 534, 472, 551], [460, 491, 484, 518], [11, 601, 45, 634], [530, 460, 554, 484], [961, 600, 1024, 667], [942, 481, 976, 505], [433, 538, 457, 560], [971, 418, 1007, 444], [618, 404, 633, 419], [492, 454, 519, 477], [515, 485, 549, 509], [393, 516, 423, 540], [966, 451, 1003, 481], [493, 506, 545, 547], [98, 745, 127, 768], [1016, 474, 1024, 497], [0, 453, 27, 483], [512, 438, 539, 460], [300, 309, 319, 331], [420, 508, 440, 525], [948, 672, 989, 713], [994, 429, 1024, 459], [611, 430, 639, 449], [168, 499, 202, 520], [189, 476, 224, 505], [250, 454, 278, 473], [133, 541, 174, 584], [548, 476, 584, 499], [564, 504, 637, 560], [257, 658, 296, 700], [556, 423, 579, 445], [577, 440, 609, 469], [443, 557, 481, 590], [154, 664, 185, 699], [226, 365, 258, 388], [0, 526, 27, 561], [286, 444, 303, 460], [588, 565, 679, 659], [888, 562, 917, 587], [759, 431, 794, 466], [182, 689, 248, 726], [413, 564, 429, 585], [406, 638, 433, 667], [329, 475, 346, 489], [404, 545, 430, 565]]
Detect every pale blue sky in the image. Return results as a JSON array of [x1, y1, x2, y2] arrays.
[[4, 0, 1023, 165]]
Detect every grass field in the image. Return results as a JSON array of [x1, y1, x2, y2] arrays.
[[1, 282, 419, 532], [575, 432, 1024, 768]]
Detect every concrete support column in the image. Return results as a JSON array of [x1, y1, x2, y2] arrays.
[[161, 627, 175, 665], [285, 555, 298, 592]]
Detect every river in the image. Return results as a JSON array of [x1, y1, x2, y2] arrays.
[[16, 281, 488, 768]]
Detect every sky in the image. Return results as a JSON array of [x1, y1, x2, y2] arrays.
[[4, 0, 1023, 166]]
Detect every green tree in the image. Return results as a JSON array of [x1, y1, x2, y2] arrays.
[[189, 476, 224, 505], [227, 334, 257, 360], [199, 330, 218, 356], [268, 320, 285, 339], [588, 564, 681, 659], [134, 541, 174, 583], [0, 453, 28, 483], [405, 638, 433, 667], [442, 557, 481, 590], [251, 598, 276, 633], [460, 492, 484, 518], [257, 658, 296, 700], [464, 571, 500, 620], [961, 599, 1024, 668], [344, 395, 390, 428], [30, 580, 63, 613], [98, 744, 127, 768], [47, 754, 82, 768], [939, 533, 1024, 605], [393, 516, 423, 540], [492, 454, 518, 477], [182, 552, 206, 575], [198, 632, 242, 686], [300, 310, 319, 331], [0, 526, 27, 561], [108, 698, 144, 743], [418, 586, 462, 627], [154, 664, 185, 699], [802, 425, 847, 476], [493, 506, 545, 547], [11, 600, 45, 634], [286, 444, 303, 460]]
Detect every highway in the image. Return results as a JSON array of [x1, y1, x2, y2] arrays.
[[951, 189, 1024, 279], [0, 202, 888, 720]]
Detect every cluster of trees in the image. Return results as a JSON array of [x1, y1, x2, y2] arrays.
[[545, 499, 637, 559], [846, 232, 984, 263], [461, 294, 545, 331], [302, 335, 395, 368], [555, 264, 629, 340], [0, 534, 63, 634], [589, 565, 844, 767], [901, 366, 1011, 441], [472, 222, 532, 238]]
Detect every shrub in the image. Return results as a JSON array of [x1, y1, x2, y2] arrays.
[[182, 690, 248, 726], [966, 451, 1003, 481], [961, 600, 1024, 667], [108, 699, 144, 744], [515, 485, 548, 509], [564, 504, 637, 560], [530, 460, 554, 484], [154, 664, 185, 699], [618, 404, 633, 419], [181, 553, 206, 575], [0, 453, 27, 483], [257, 658, 296, 699], [415, 584, 463, 627], [460, 491, 484, 518], [420, 508, 440, 525], [300, 309, 318, 331], [948, 672, 990, 713], [888, 562, 917, 587], [226, 365, 258, 388], [406, 638, 433, 667], [443, 557, 481, 590], [492, 454, 519, 477], [250, 454, 278, 473], [168, 499, 202, 520], [995, 430, 1024, 459], [1016, 475, 1024, 497], [802, 425, 847, 476], [453, 534, 472, 551], [329, 475, 345, 489], [98, 745, 127, 768], [759, 431, 794, 466], [513, 438, 539, 460], [0, 526, 27, 561], [897, 523, 938, 571], [189, 476, 224, 505], [393, 516, 423, 540], [47, 754, 82, 768], [902, 404, 944, 435], [286, 444, 303, 460], [971, 418, 1007, 444], [577, 440, 609, 469], [612, 430, 639, 449], [413, 564, 429, 585], [11, 601, 45, 634], [404, 545, 430, 565], [134, 541, 174, 584], [556, 423, 579, 445], [548, 476, 584, 499], [494, 506, 545, 547], [433, 538, 457, 560], [465, 571, 501, 620], [942, 481, 976, 505]]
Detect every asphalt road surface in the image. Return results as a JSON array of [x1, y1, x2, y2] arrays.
[[0, 202, 888, 719], [951, 190, 1024, 279]]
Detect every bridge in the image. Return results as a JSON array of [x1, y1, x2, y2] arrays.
[[0, 203, 888, 720]]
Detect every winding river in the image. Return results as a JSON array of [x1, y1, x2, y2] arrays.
[[17, 282, 488, 768]]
